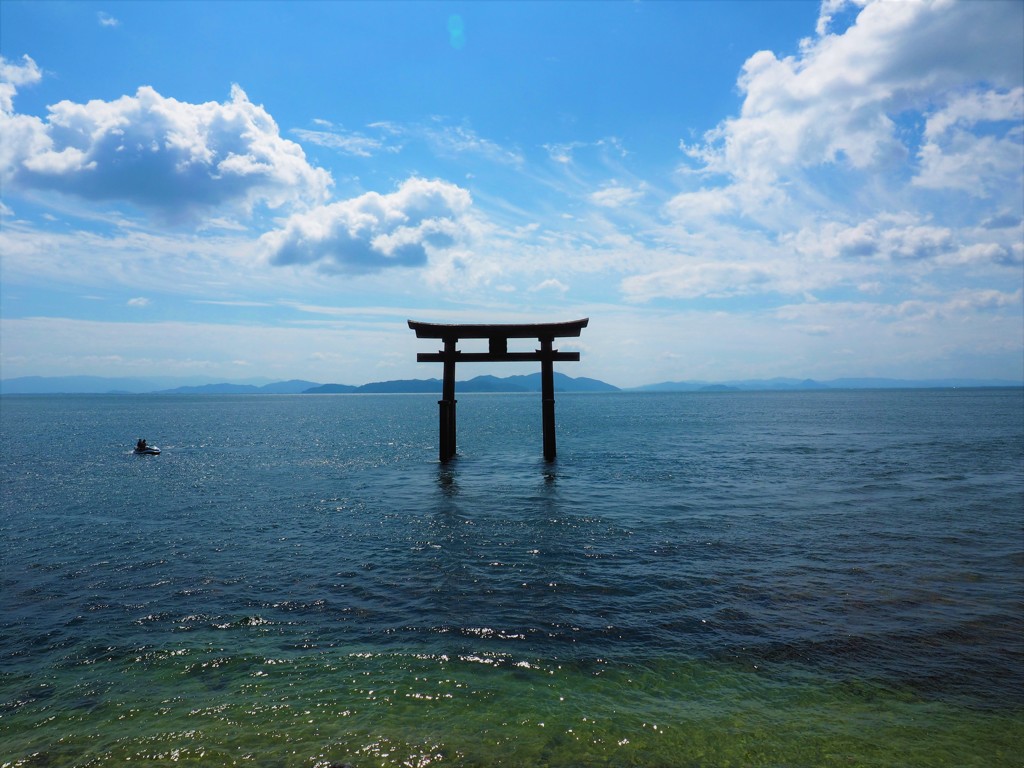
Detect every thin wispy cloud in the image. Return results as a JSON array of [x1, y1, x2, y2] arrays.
[[191, 299, 275, 307], [292, 125, 393, 158], [590, 183, 645, 209], [422, 123, 524, 167]]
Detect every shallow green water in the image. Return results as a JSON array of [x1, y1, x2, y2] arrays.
[[5, 640, 1022, 767]]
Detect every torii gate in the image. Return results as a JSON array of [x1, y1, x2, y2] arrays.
[[408, 319, 589, 462]]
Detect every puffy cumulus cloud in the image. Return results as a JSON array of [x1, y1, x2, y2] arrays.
[[789, 216, 955, 262], [681, 0, 1023, 189], [863, 223, 952, 262], [786, 213, 1024, 270], [260, 178, 473, 274], [0, 59, 331, 222], [950, 242, 1023, 269]]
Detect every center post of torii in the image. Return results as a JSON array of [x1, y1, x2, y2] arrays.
[[408, 319, 589, 462]]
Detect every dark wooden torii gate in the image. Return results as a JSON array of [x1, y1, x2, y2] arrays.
[[408, 319, 589, 462]]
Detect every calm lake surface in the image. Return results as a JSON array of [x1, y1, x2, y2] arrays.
[[2, 389, 1022, 767]]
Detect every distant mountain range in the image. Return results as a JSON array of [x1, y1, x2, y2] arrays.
[[1, 373, 1020, 395], [0, 373, 619, 395], [632, 377, 1024, 391], [304, 372, 618, 394]]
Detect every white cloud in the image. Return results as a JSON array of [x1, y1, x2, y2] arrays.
[[681, 0, 1023, 190], [543, 137, 628, 166], [948, 242, 1023, 269], [0, 58, 48, 184], [947, 288, 1023, 313], [662, 187, 737, 223], [774, 288, 1023, 327], [543, 141, 586, 165], [786, 213, 1024, 273], [192, 299, 274, 308], [260, 177, 474, 273], [0, 55, 41, 113], [97, 12, 120, 27], [292, 126, 391, 158], [815, 0, 867, 37], [0, 62, 331, 223], [618, 201, 1020, 305], [300, 118, 522, 167], [913, 87, 1024, 196], [126, 297, 149, 307], [792, 215, 955, 262], [423, 124, 523, 166], [529, 278, 568, 294], [621, 261, 776, 302], [922, 88, 1023, 142], [590, 182, 645, 209]]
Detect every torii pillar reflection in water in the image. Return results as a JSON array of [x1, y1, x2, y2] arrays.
[[408, 319, 589, 462]]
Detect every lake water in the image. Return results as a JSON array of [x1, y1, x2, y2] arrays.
[[2, 389, 1022, 767]]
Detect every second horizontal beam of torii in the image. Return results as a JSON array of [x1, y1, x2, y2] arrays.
[[408, 318, 589, 462]]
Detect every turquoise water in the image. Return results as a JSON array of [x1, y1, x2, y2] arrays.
[[2, 390, 1022, 766]]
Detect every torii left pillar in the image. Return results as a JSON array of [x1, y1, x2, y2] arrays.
[[409, 319, 589, 462], [439, 337, 457, 461]]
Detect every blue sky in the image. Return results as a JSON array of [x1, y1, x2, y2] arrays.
[[1, 0, 1021, 387]]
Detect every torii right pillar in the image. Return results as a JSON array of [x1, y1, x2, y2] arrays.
[[539, 335, 557, 460]]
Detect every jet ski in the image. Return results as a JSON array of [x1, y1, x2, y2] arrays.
[[133, 439, 160, 455]]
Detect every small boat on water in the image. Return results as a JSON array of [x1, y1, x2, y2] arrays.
[[133, 439, 160, 455]]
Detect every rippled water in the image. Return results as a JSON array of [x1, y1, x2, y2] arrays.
[[2, 390, 1022, 766]]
